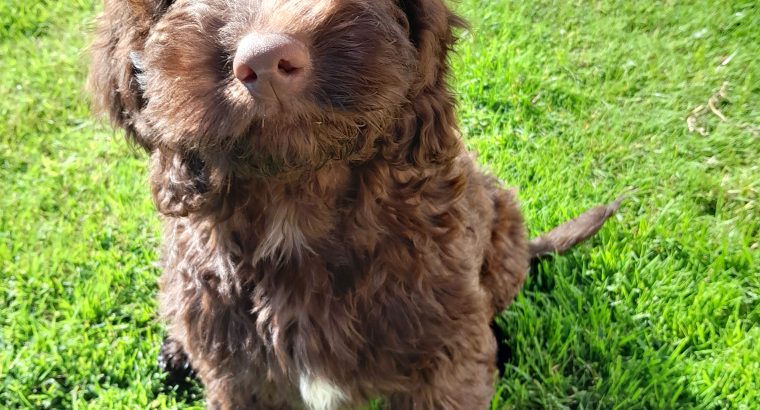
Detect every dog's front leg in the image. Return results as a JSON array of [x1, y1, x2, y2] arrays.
[[201, 365, 298, 410]]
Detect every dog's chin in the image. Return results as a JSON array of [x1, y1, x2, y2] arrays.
[[226, 81, 321, 122], [245, 97, 313, 121], [211, 122, 360, 179], [179, 89, 379, 179]]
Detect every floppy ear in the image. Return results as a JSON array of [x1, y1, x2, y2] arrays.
[[88, 0, 173, 151], [395, 0, 467, 165], [149, 149, 232, 218], [398, 0, 465, 91], [90, 1, 228, 218]]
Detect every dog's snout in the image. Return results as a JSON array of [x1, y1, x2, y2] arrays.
[[233, 33, 310, 99]]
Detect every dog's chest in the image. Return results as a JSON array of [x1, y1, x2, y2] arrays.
[[243, 261, 361, 410], [168, 174, 470, 407], [224, 227, 361, 408], [249, 200, 314, 264]]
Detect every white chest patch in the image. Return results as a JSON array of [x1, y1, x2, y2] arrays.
[[299, 373, 347, 410]]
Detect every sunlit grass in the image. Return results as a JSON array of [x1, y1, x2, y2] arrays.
[[1, 0, 758, 408]]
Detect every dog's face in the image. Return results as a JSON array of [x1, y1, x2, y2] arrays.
[[91, 0, 461, 175], [139, 0, 415, 170]]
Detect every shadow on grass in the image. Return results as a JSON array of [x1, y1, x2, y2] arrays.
[[490, 252, 703, 408], [157, 371, 204, 407]]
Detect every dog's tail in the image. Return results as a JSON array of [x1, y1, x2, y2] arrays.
[[528, 196, 624, 259]]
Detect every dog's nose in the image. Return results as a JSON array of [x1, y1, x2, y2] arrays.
[[233, 33, 310, 99]]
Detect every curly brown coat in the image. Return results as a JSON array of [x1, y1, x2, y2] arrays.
[[89, 1, 618, 408]]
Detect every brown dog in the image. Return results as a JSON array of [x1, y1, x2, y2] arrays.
[[89, 0, 619, 408]]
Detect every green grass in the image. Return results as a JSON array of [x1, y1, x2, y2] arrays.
[[1, 0, 758, 408]]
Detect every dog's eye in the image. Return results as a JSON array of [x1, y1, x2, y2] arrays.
[[128, 51, 148, 106], [129, 51, 145, 75]]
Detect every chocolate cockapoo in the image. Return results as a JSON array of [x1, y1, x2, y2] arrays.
[[89, 0, 620, 408]]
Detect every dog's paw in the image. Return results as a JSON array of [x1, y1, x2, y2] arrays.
[[158, 336, 196, 388]]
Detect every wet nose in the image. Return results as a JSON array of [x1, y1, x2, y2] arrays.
[[233, 33, 310, 99]]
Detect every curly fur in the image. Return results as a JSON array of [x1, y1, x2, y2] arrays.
[[89, 1, 617, 408]]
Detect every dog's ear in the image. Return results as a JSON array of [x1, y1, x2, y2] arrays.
[[88, 0, 173, 151], [398, 0, 465, 91], [149, 149, 227, 218], [394, 0, 466, 165]]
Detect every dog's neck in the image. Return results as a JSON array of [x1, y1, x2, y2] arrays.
[[216, 160, 355, 267], [175, 97, 465, 273]]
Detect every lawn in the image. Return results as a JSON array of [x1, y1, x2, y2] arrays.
[[1, 0, 758, 408]]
